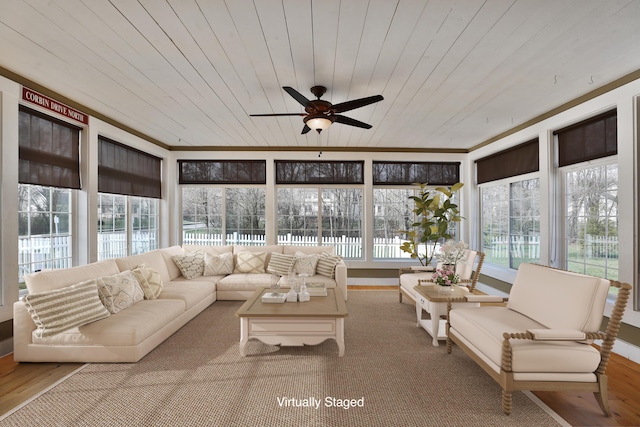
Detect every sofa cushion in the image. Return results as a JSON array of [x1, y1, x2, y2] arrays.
[[234, 251, 267, 273], [172, 252, 205, 279], [507, 263, 610, 332], [32, 299, 184, 346], [450, 306, 602, 374], [131, 264, 164, 300], [204, 252, 234, 276], [316, 253, 342, 278], [266, 253, 295, 276], [218, 273, 275, 291], [24, 259, 120, 294], [97, 270, 144, 314], [115, 249, 174, 283], [157, 281, 217, 310], [22, 281, 111, 338]]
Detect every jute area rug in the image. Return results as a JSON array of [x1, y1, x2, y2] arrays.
[[2, 290, 567, 427]]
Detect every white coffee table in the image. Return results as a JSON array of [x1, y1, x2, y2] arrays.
[[234, 287, 348, 356]]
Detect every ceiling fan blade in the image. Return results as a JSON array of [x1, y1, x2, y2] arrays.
[[301, 125, 312, 134], [283, 86, 311, 106], [250, 113, 306, 117], [332, 95, 384, 113], [334, 115, 373, 129]]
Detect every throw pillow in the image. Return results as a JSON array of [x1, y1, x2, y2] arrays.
[[266, 252, 295, 276], [22, 280, 111, 338], [316, 252, 342, 278], [293, 251, 320, 276], [234, 251, 267, 274], [172, 252, 205, 279], [204, 252, 234, 276], [132, 264, 163, 300], [97, 270, 144, 314]]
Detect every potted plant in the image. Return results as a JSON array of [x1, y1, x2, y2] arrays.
[[399, 182, 464, 266]]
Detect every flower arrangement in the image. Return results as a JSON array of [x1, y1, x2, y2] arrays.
[[432, 265, 460, 287]]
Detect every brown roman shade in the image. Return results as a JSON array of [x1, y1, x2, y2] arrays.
[[98, 136, 162, 198], [18, 106, 81, 189], [178, 160, 266, 184], [276, 160, 364, 184], [476, 139, 539, 184], [373, 161, 460, 185], [554, 109, 617, 167]]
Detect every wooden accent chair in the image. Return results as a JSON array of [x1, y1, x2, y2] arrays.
[[398, 250, 485, 303], [446, 263, 632, 416]]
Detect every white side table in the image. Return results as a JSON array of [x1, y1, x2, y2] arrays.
[[414, 285, 473, 346]]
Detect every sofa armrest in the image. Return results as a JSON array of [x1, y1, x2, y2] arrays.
[[465, 294, 506, 303], [335, 260, 347, 301], [526, 329, 587, 340], [13, 300, 37, 360]]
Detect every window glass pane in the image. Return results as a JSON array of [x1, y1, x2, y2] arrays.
[[481, 184, 510, 268], [321, 189, 363, 258], [97, 193, 127, 260], [509, 179, 540, 269], [564, 163, 618, 280], [225, 188, 266, 245], [481, 179, 540, 269], [182, 187, 224, 245], [277, 188, 319, 240], [18, 184, 72, 286], [373, 188, 414, 259], [131, 197, 159, 255]]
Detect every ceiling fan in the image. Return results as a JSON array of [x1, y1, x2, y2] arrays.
[[250, 86, 384, 134]]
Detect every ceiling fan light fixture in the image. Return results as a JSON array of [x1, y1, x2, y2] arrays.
[[304, 114, 334, 132]]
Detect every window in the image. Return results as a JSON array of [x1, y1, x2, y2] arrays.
[[277, 187, 363, 258], [182, 187, 265, 246], [18, 107, 80, 287], [477, 139, 541, 269], [480, 179, 540, 269], [97, 194, 159, 260], [97, 136, 161, 259], [555, 109, 618, 281], [563, 161, 618, 279], [372, 161, 461, 259], [18, 185, 72, 285]]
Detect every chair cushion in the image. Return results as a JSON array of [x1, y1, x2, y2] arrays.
[[507, 263, 610, 332], [450, 306, 602, 374]]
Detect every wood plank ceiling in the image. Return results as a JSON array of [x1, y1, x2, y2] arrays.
[[1, 0, 640, 151]]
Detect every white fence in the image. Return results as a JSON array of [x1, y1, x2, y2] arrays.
[[484, 235, 618, 260]]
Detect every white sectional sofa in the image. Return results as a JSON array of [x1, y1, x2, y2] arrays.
[[13, 244, 347, 363]]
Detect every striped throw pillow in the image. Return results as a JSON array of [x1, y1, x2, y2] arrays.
[[316, 252, 342, 278], [267, 253, 295, 276], [22, 281, 111, 338]]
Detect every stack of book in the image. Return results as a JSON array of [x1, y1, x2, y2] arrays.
[[261, 292, 287, 303], [306, 283, 327, 297]]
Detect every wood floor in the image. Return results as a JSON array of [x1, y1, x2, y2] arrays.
[[2, 287, 639, 426]]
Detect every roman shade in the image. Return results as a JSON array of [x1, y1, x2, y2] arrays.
[[276, 160, 364, 184], [373, 161, 460, 185], [476, 138, 539, 184], [554, 109, 617, 167], [98, 136, 162, 198], [18, 106, 81, 189], [178, 160, 266, 184]]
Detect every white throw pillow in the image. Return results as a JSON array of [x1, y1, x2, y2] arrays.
[[293, 251, 320, 276], [131, 263, 163, 300], [172, 252, 205, 279], [97, 270, 144, 314], [204, 252, 234, 276], [234, 251, 267, 274], [22, 280, 111, 338]]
